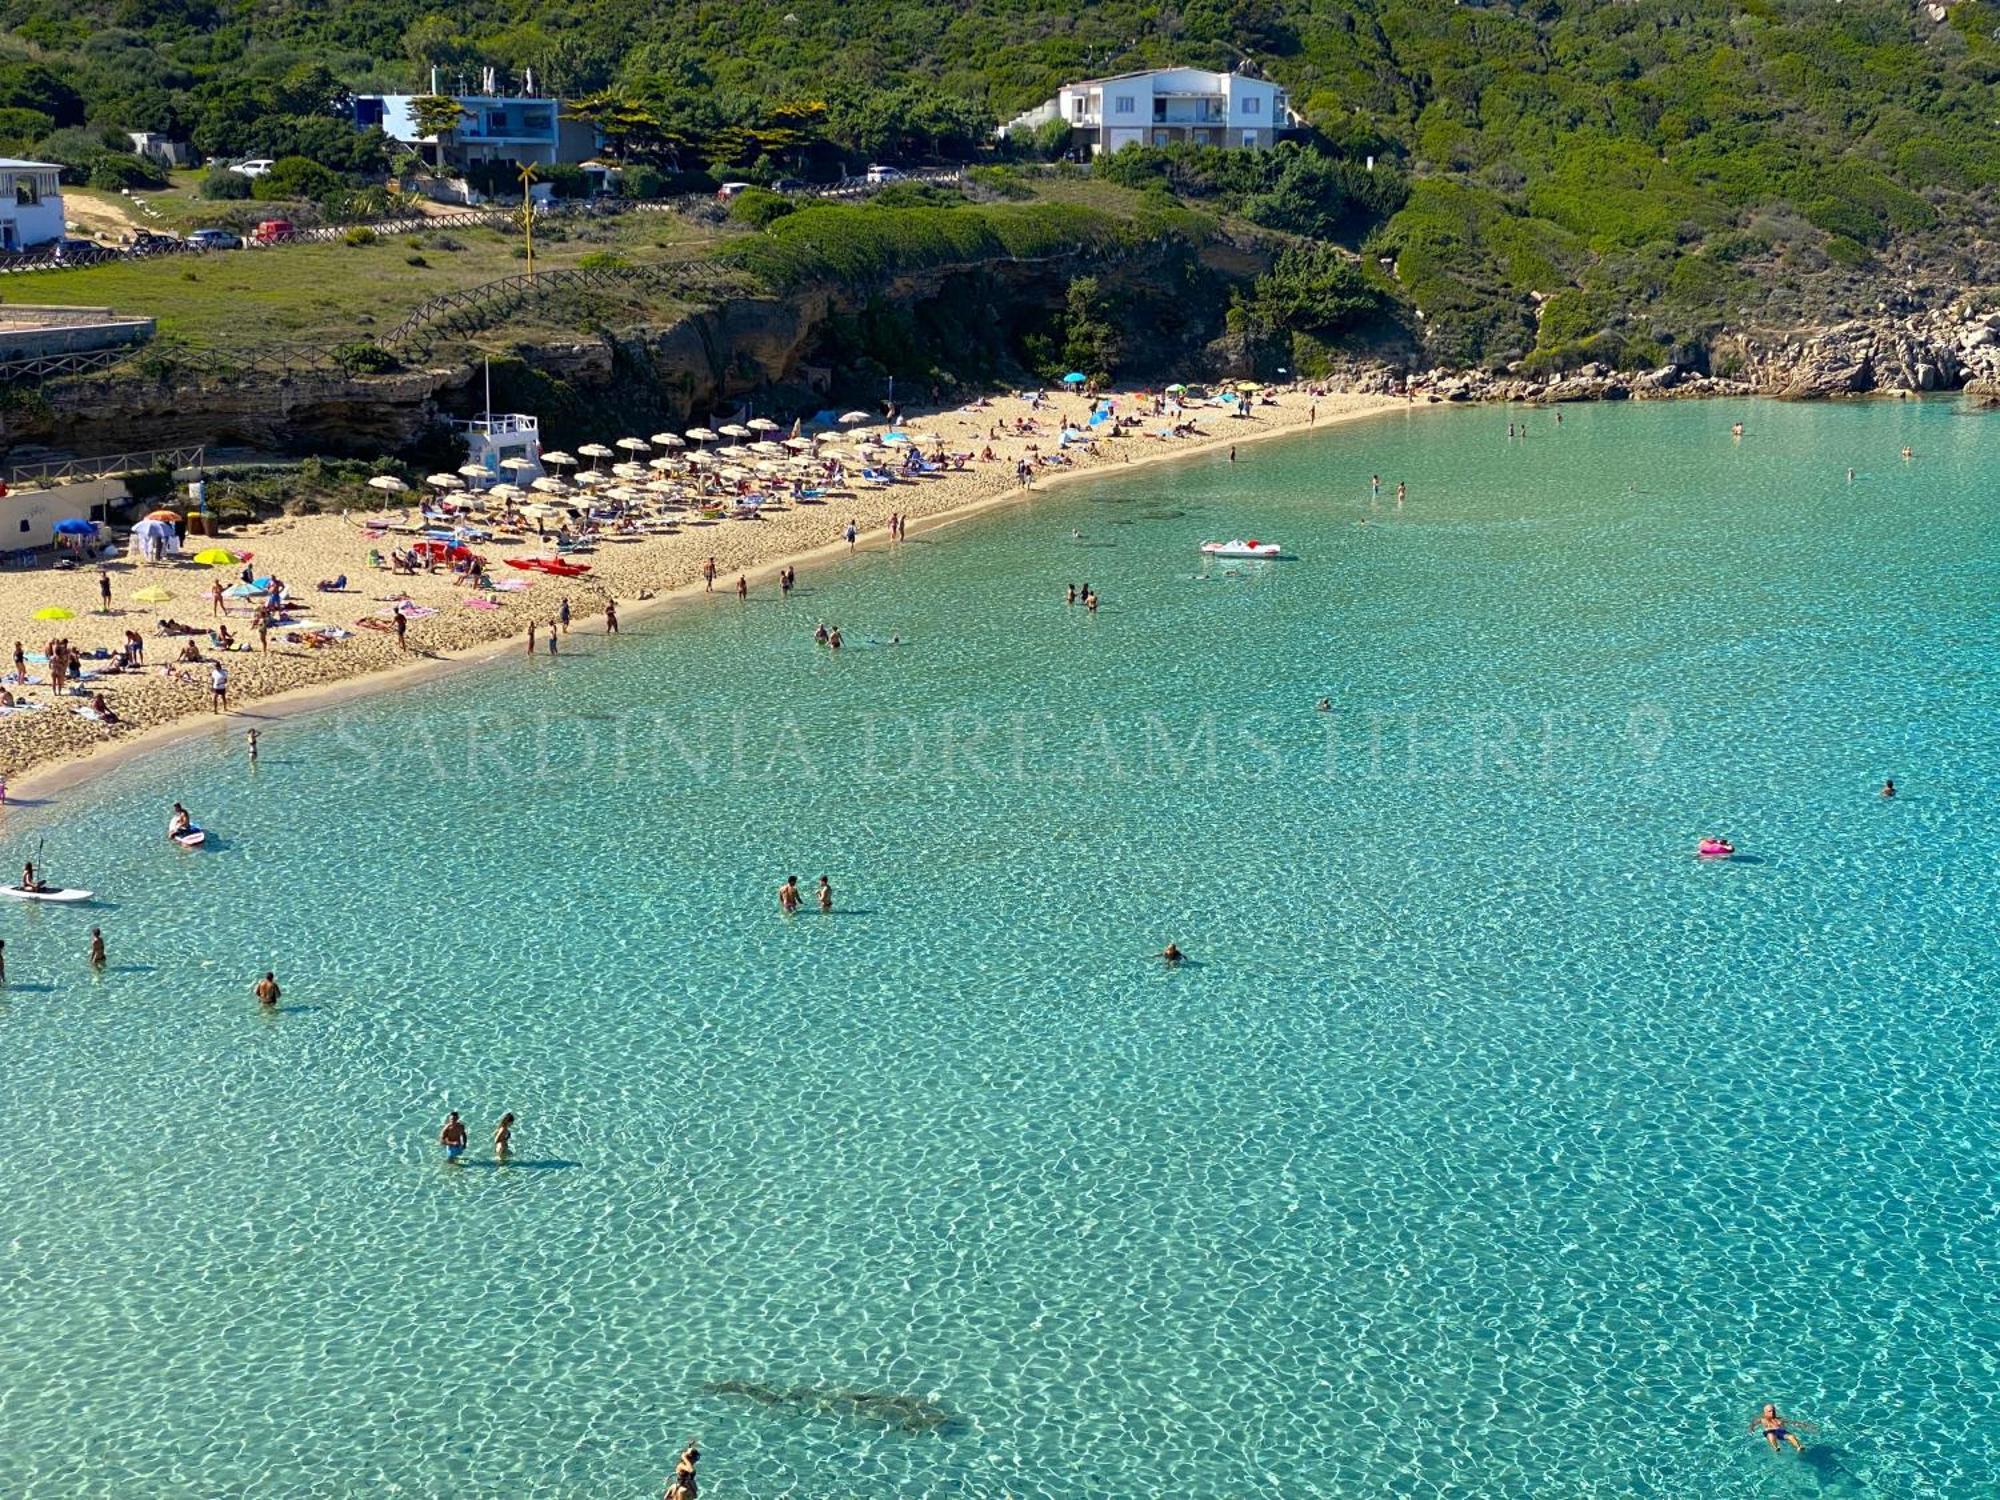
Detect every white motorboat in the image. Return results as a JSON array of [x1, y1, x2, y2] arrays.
[[1200, 538, 1283, 559]]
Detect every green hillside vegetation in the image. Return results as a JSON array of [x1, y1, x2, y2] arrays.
[[0, 0, 1995, 370]]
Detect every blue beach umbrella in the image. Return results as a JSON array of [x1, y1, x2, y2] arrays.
[[1062, 371, 1087, 385], [53, 518, 96, 536]]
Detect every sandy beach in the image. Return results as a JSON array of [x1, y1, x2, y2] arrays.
[[4, 386, 1406, 797]]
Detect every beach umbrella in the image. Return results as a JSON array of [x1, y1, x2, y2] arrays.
[[1062, 371, 1087, 385], [615, 436, 651, 453], [782, 437, 813, 451], [683, 427, 717, 443], [425, 474, 465, 490], [576, 443, 614, 459], [193, 547, 242, 565], [717, 423, 751, 438], [646, 455, 681, 472], [456, 462, 490, 480], [530, 477, 570, 494], [131, 585, 173, 604], [33, 606, 75, 620], [54, 518, 97, 536], [366, 475, 409, 493], [651, 432, 686, 448], [143, 508, 182, 522], [499, 456, 538, 472], [489, 483, 527, 502], [541, 451, 576, 467], [838, 411, 871, 424], [611, 461, 648, 479], [746, 417, 780, 432], [1165, 382, 1188, 393]]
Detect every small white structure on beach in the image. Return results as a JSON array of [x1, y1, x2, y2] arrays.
[[456, 413, 544, 488], [0, 159, 64, 253], [1002, 68, 1296, 154]]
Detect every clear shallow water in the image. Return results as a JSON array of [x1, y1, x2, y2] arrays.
[[0, 399, 1994, 1499]]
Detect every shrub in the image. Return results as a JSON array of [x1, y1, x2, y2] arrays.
[[577, 250, 629, 270], [343, 225, 377, 247], [332, 341, 398, 374], [728, 187, 796, 228], [252, 156, 342, 202], [619, 164, 665, 199], [201, 169, 252, 200], [967, 165, 1033, 200], [406, 253, 428, 266], [87, 153, 167, 191]]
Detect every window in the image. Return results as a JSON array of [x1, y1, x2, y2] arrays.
[[15, 178, 36, 207], [1241, 97, 1261, 116], [1114, 96, 1135, 115], [1242, 131, 1260, 148]]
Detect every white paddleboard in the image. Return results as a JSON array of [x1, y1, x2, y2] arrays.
[[0, 886, 93, 902], [171, 829, 207, 848]]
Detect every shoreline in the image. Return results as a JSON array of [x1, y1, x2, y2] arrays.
[[9, 391, 1413, 804]]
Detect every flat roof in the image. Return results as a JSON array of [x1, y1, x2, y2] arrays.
[[0, 159, 59, 170]]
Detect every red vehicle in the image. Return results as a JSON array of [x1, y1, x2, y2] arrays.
[[251, 218, 295, 245]]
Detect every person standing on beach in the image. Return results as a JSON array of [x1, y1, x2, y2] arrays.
[[11, 641, 24, 681], [439, 1111, 467, 1162], [735, 574, 747, 602], [256, 612, 270, 653], [88, 928, 105, 971], [209, 578, 224, 616], [702, 557, 717, 593], [546, 622, 559, 658], [559, 597, 572, 634], [393, 611, 408, 652], [817, 875, 833, 913], [527, 622, 537, 656], [780, 566, 794, 598], [98, 571, 111, 611], [605, 600, 619, 634], [844, 521, 858, 551], [778, 875, 801, 914], [254, 972, 280, 1008], [209, 662, 229, 714]]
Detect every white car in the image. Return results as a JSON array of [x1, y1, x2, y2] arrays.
[[232, 159, 276, 179], [863, 164, 905, 184]]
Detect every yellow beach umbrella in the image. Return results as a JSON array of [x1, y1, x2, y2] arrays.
[[34, 606, 75, 621], [192, 547, 241, 565], [132, 585, 173, 604]]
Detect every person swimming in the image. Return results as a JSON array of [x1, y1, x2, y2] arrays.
[[1752, 1403, 1807, 1453], [1162, 942, 1183, 965], [253, 971, 280, 1007], [1315, 698, 1332, 713], [1881, 778, 1896, 798]]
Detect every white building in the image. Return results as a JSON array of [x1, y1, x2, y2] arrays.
[[1004, 69, 1296, 154], [455, 412, 544, 488], [0, 160, 64, 253]]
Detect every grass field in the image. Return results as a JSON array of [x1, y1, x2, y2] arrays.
[[6, 210, 734, 351]]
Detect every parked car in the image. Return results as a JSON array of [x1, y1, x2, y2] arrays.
[[771, 178, 808, 194], [250, 218, 295, 245], [187, 228, 243, 250], [715, 181, 753, 200], [126, 229, 180, 249], [233, 159, 276, 179], [863, 164, 906, 184]]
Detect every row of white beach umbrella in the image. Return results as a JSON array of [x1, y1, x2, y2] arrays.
[[374, 412, 890, 496]]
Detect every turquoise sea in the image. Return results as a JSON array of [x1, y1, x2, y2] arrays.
[[0, 399, 1993, 1498]]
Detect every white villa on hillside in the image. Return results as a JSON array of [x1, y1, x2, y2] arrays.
[[0, 160, 64, 253], [1002, 68, 1296, 154]]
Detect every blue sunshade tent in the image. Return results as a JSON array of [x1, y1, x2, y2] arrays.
[[53, 518, 96, 535]]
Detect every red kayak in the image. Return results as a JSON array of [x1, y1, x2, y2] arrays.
[[504, 557, 592, 576]]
